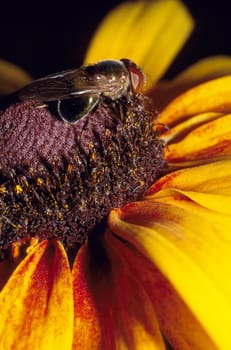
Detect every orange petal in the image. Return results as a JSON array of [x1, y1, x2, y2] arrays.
[[72, 244, 101, 350], [0, 240, 74, 350]]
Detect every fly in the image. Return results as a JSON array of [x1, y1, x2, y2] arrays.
[[18, 59, 146, 123]]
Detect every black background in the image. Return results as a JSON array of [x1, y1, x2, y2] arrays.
[[0, 0, 231, 79]]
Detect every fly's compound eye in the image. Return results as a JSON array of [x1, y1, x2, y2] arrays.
[[120, 59, 146, 93], [129, 67, 145, 92], [57, 95, 99, 123]]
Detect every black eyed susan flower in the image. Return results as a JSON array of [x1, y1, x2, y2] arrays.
[[1, 1, 231, 349]]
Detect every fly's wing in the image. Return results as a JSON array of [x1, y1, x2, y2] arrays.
[[18, 68, 101, 102]]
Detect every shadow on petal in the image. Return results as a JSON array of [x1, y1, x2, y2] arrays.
[[73, 233, 166, 350]]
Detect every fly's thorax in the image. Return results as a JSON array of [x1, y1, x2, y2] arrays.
[[84, 60, 131, 100]]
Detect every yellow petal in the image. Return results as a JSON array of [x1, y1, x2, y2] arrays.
[[0, 59, 32, 95], [109, 198, 231, 350], [105, 230, 218, 350], [174, 55, 231, 85], [159, 75, 231, 126], [85, 0, 194, 86], [72, 244, 101, 350], [0, 240, 74, 350], [149, 55, 231, 109]]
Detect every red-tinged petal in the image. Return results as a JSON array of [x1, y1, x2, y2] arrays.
[[73, 238, 116, 350], [73, 235, 165, 350], [105, 233, 218, 350], [160, 111, 223, 145], [72, 244, 101, 350], [0, 240, 74, 350], [153, 76, 231, 166], [108, 201, 231, 349], [163, 114, 231, 164], [147, 159, 231, 196], [150, 188, 231, 218], [158, 75, 231, 126]]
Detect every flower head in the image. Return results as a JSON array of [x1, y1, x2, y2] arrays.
[[1, 1, 231, 349]]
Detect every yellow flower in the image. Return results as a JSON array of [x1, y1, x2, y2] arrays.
[[1, 1, 231, 349]]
